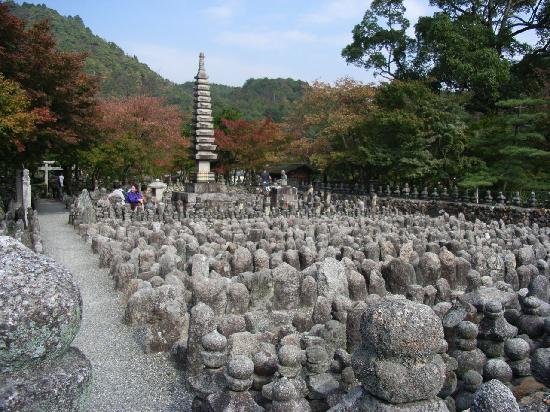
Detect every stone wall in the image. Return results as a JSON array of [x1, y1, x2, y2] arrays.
[[378, 197, 550, 227]]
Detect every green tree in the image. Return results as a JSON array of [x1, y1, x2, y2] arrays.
[[461, 98, 550, 190], [415, 12, 511, 109], [344, 0, 549, 109], [342, 0, 414, 80], [360, 81, 470, 184], [428, 0, 549, 56]]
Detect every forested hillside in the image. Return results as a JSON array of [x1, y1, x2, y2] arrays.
[[7, 1, 307, 119]]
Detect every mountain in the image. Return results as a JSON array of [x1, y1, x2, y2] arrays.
[[6, 1, 308, 120]]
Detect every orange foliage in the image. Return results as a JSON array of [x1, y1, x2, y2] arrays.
[[215, 118, 287, 171], [96, 96, 187, 171]]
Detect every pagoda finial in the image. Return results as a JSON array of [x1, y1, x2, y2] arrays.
[[199, 52, 205, 70], [196, 52, 207, 80]]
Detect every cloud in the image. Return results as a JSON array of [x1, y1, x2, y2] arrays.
[[302, 0, 370, 24], [202, 0, 242, 21], [215, 30, 317, 49]]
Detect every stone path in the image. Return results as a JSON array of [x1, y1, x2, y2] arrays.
[[38, 200, 192, 412]]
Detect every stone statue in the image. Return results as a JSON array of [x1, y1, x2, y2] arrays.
[[280, 170, 288, 186]]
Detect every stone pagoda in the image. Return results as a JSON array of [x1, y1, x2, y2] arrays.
[[183, 52, 226, 201], [187, 52, 223, 193], [193, 52, 216, 181]]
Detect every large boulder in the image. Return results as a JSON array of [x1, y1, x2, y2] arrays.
[[0, 237, 82, 371], [0, 236, 91, 409]]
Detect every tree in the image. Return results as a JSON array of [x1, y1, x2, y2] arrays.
[[212, 108, 243, 176], [0, 74, 52, 165], [461, 98, 550, 191], [81, 96, 187, 182], [342, 0, 414, 80], [215, 118, 287, 174], [428, 0, 550, 56], [343, 0, 550, 109], [0, 3, 98, 174], [415, 12, 512, 109], [359, 80, 470, 184], [286, 78, 376, 178]]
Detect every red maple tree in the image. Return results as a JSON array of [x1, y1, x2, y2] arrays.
[[215, 118, 287, 173]]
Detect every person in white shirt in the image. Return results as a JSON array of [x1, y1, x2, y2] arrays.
[[108, 183, 126, 203]]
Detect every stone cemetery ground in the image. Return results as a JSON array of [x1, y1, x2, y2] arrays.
[[4, 184, 548, 411]]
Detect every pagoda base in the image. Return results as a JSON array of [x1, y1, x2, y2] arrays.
[[185, 182, 226, 194], [174, 191, 234, 206]]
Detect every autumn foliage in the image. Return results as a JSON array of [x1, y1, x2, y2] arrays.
[[81, 96, 187, 181], [215, 118, 287, 173], [286, 78, 376, 173], [0, 3, 98, 171]]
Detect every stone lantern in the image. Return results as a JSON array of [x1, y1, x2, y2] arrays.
[[148, 179, 167, 202]]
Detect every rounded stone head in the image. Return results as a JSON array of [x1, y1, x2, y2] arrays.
[[272, 377, 297, 402], [278, 344, 303, 377], [471, 379, 519, 412], [224, 355, 254, 392], [360, 297, 445, 358]]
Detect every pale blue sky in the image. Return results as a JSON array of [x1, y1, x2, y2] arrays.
[[16, 0, 435, 85], [16, 0, 534, 86]]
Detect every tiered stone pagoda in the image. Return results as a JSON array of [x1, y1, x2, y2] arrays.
[[193, 52, 217, 183], [186, 52, 225, 195]]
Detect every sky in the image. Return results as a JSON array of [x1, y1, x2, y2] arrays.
[[14, 1, 434, 86]]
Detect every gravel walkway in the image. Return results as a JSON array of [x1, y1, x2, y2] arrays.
[[38, 199, 192, 412]]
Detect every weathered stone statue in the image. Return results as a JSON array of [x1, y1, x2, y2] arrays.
[[0, 236, 91, 409], [331, 297, 449, 411], [280, 170, 288, 186]]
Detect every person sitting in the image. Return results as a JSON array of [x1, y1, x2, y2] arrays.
[[127, 183, 144, 210], [108, 182, 126, 203]]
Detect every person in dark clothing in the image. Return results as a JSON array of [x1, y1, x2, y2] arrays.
[[260, 170, 271, 186], [259, 170, 272, 195]]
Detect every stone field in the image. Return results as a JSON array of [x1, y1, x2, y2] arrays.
[[39, 185, 548, 411]]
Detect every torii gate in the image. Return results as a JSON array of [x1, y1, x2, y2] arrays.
[[38, 160, 63, 195]]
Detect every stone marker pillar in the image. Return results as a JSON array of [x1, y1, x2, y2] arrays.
[[330, 296, 449, 411], [15, 169, 23, 208], [21, 169, 31, 228], [148, 179, 167, 202]]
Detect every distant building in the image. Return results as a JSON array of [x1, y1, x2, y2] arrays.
[[266, 163, 315, 186]]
